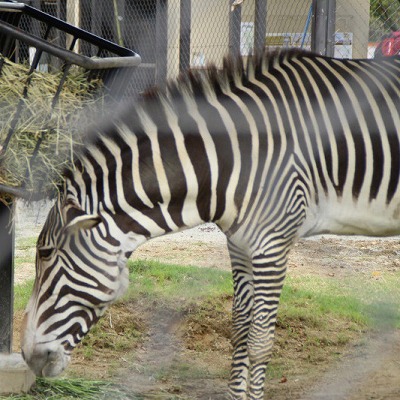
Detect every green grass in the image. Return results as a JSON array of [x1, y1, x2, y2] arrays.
[[15, 237, 37, 250], [14, 259, 399, 330], [14, 279, 34, 311], [14, 236, 37, 269], [125, 259, 233, 303], [281, 274, 400, 329], [15, 259, 399, 329], [0, 378, 128, 400]]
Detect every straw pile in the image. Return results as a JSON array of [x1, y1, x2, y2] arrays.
[[0, 57, 103, 199]]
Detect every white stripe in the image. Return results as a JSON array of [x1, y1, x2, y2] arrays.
[[202, 79, 239, 229], [160, 97, 203, 227], [350, 60, 400, 206], [117, 123, 154, 208], [137, 108, 179, 231], [227, 70, 260, 223], [84, 144, 113, 212], [320, 58, 374, 206], [181, 88, 219, 220], [294, 58, 356, 204]]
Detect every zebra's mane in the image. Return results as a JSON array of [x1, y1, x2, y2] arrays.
[[144, 48, 307, 103], [64, 48, 310, 186]]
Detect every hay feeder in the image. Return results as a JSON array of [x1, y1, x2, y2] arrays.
[[0, 2, 140, 391]]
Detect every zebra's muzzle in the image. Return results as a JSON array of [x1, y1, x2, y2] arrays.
[[21, 343, 70, 377]]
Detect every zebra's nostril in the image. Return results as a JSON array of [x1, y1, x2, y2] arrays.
[[47, 350, 58, 361]]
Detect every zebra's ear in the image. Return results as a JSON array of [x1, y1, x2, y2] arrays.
[[63, 214, 102, 234], [62, 202, 102, 234]]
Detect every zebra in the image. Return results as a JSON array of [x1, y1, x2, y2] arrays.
[[21, 49, 399, 399]]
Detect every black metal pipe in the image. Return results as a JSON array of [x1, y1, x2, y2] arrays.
[[0, 1, 135, 56], [311, 0, 336, 56], [0, 21, 140, 69], [254, 0, 267, 55], [229, 0, 241, 58], [155, 0, 168, 86], [179, 0, 191, 74], [0, 201, 15, 354]]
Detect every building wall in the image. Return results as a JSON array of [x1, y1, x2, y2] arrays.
[[65, 0, 371, 83], [167, 0, 231, 78], [166, 0, 370, 79], [336, 0, 370, 58]]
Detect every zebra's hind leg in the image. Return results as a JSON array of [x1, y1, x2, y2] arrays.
[[227, 239, 254, 399], [246, 250, 288, 399]]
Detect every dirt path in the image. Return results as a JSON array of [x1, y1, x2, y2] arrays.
[[115, 304, 229, 399], [303, 330, 400, 400]]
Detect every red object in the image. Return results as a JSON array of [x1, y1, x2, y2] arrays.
[[375, 31, 400, 57]]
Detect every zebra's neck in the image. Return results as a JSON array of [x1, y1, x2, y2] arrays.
[[66, 104, 241, 244]]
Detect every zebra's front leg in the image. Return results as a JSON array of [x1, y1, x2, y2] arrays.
[[247, 254, 288, 399], [227, 239, 254, 400]]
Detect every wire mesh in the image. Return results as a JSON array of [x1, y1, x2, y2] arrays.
[[333, 0, 399, 58], [5, 1, 400, 95]]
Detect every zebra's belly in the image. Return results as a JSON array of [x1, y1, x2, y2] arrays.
[[299, 198, 400, 238]]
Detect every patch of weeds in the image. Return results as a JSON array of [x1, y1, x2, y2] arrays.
[[15, 236, 37, 249], [367, 300, 399, 329], [77, 302, 143, 361], [265, 362, 288, 380], [184, 296, 232, 352], [13, 279, 34, 311]]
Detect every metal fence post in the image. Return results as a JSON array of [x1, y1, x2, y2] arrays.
[[229, 0, 241, 58], [254, 0, 267, 54], [156, 0, 168, 86], [91, 0, 102, 55], [179, 0, 191, 74], [0, 201, 15, 354], [311, 0, 336, 56]]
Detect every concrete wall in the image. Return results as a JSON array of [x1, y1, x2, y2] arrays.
[[336, 0, 370, 58], [167, 0, 231, 78]]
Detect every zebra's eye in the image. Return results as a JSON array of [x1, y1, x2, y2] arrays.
[[38, 247, 54, 259]]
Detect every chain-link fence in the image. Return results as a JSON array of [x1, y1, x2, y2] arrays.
[[6, 0, 400, 96]]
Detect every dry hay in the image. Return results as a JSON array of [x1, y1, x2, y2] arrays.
[[0, 57, 103, 199]]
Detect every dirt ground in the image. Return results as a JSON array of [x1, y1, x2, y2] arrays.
[[13, 215, 400, 399], [119, 228, 400, 400]]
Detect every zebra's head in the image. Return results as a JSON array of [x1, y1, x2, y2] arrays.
[[21, 195, 130, 377]]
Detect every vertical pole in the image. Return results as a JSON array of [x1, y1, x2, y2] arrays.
[[117, 0, 126, 46], [311, 0, 336, 56], [91, 0, 102, 55], [113, 0, 124, 47], [179, 0, 191, 74], [31, 0, 41, 39], [155, 0, 168, 86], [0, 201, 15, 354], [229, 0, 242, 58], [53, 0, 67, 70], [254, 0, 267, 54]]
